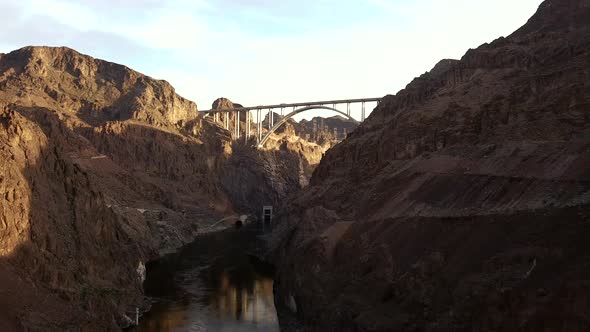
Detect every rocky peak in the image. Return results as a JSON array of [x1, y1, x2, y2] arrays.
[[212, 97, 242, 110], [0, 46, 198, 128], [262, 111, 284, 124], [359, 0, 590, 138], [512, 0, 590, 36], [210, 97, 249, 127]]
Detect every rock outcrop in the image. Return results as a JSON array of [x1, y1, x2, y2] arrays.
[[259, 111, 358, 185], [260, 116, 327, 187], [271, 0, 590, 331], [297, 115, 357, 145], [262, 111, 358, 147]]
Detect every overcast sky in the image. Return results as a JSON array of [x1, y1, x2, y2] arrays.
[[0, 0, 543, 119]]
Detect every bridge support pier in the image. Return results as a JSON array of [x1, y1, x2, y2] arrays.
[[236, 111, 240, 139], [257, 109, 262, 144], [269, 109, 273, 129], [246, 111, 250, 143], [203, 97, 382, 146], [361, 102, 366, 121]]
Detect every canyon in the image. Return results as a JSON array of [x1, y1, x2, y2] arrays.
[[1, 0, 590, 331], [270, 0, 590, 331], [0, 46, 344, 330]]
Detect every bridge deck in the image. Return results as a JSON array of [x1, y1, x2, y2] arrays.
[[200, 97, 383, 113]]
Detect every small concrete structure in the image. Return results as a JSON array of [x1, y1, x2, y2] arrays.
[[262, 206, 273, 231]]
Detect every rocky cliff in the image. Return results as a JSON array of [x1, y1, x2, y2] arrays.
[[206, 98, 359, 190], [209, 99, 305, 214], [260, 114, 328, 187], [262, 111, 358, 147], [210, 97, 344, 205], [259, 111, 358, 185], [297, 115, 357, 145], [271, 0, 590, 331], [0, 47, 303, 330]]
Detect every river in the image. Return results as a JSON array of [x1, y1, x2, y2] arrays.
[[132, 228, 280, 332]]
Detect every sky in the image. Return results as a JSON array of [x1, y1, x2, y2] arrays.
[[0, 0, 543, 120]]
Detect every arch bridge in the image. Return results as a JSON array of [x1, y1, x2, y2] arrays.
[[200, 97, 382, 148]]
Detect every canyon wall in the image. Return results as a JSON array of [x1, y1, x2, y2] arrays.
[[260, 111, 358, 185], [271, 0, 590, 331], [0, 46, 232, 330], [0, 47, 305, 330]]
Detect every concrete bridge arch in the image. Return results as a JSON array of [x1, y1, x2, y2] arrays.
[[257, 106, 359, 148]]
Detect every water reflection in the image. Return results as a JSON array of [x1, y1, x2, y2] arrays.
[[213, 273, 276, 323], [133, 230, 279, 332]]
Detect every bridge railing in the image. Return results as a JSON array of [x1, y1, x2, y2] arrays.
[[200, 97, 383, 147], [199, 97, 382, 113]]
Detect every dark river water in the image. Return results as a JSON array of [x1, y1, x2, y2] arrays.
[[132, 229, 280, 332]]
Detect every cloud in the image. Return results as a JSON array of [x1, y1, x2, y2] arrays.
[[0, 0, 157, 68], [364, 0, 420, 15], [0, 0, 544, 120]]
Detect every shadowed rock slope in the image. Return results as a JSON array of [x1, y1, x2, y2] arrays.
[[271, 0, 590, 331]]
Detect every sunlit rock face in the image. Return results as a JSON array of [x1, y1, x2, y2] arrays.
[[257, 110, 360, 186], [271, 0, 590, 331], [0, 107, 42, 257]]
